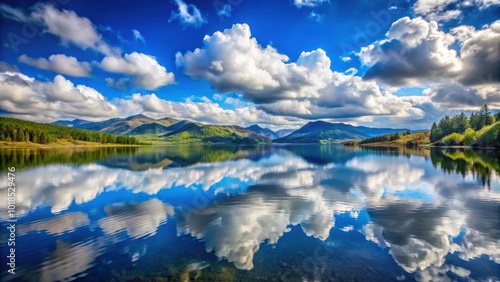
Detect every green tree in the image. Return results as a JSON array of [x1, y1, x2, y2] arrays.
[[480, 104, 494, 127], [453, 112, 470, 133]]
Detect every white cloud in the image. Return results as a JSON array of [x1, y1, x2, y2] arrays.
[[0, 3, 173, 91], [293, 0, 329, 8], [340, 56, 352, 62], [18, 54, 91, 77], [413, 0, 500, 22], [458, 20, 500, 85], [0, 3, 118, 56], [169, 0, 207, 28], [359, 17, 462, 86], [413, 0, 462, 21], [217, 4, 232, 18], [308, 11, 324, 22], [132, 29, 146, 44], [100, 52, 175, 90], [450, 25, 476, 44], [424, 83, 500, 108], [176, 23, 423, 120], [0, 70, 297, 126], [359, 17, 500, 94], [0, 71, 121, 121]]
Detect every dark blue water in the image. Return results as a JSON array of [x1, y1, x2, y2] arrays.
[[1, 145, 499, 281]]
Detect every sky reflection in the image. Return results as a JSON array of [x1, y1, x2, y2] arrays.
[[0, 146, 499, 281]]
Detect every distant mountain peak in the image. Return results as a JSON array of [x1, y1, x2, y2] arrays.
[[126, 114, 149, 120]]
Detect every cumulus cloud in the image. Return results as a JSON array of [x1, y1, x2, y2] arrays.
[[359, 17, 462, 86], [100, 52, 175, 90], [0, 3, 174, 90], [363, 18, 500, 87], [18, 54, 91, 77], [424, 83, 500, 108], [0, 69, 294, 126], [0, 71, 121, 121], [176, 23, 423, 120], [169, 0, 207, 28], [293, 0, 329, 8], [458, 20, 500, 85], [0, 3, 117, 55], [0, 61, 19, 73]]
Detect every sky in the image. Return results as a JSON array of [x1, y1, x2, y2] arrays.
[[0, 0, 499, 130]]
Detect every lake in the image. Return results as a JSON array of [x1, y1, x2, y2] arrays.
[[1, 145, 499, 281]]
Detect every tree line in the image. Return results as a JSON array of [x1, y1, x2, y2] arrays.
[[359, 130, 412, 145], [0, 117, 139, 145], [430, 105, 500, 147]]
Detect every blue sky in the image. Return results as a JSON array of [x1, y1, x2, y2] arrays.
[[0, 0, 499, 129]]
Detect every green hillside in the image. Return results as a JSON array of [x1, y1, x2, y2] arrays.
[[358, 131, 430, 146], [129, 123, 170, 135], [162, 123, 271, 144]]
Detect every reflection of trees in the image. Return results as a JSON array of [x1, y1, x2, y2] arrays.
[[430, 148, 500, 188], [359, 146, 431, 159], [0, 145, 273, 172], [0, 147, 137, 171]]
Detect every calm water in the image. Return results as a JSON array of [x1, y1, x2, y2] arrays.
[[0, 145, 499, 281]]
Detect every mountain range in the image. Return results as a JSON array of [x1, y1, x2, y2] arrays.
[[52, 115, 411, 144]]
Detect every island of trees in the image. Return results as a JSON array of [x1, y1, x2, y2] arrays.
[[430, 105, 500, 147], [0, 117, 139, 145], [356, 105, 500, 148]]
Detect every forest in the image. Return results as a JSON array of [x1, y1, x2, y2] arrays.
[[430, 105, 500, 147], [359, 130, 412, 145], [0, 117, 139, 145]]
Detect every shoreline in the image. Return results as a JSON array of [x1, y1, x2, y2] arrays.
[[357, 143, 499, 150]]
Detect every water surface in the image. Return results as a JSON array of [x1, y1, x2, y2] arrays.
[[1, 145, 499, 281]]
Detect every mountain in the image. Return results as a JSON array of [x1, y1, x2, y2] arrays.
[[275, 128, 295, 138], [246, 125, 279, 139], [98, 114, 156, 135], [274, 121, 410, 143], [155, 117, 179, 127], [129, 123, 170, 135], [53, 114, 170, 135], [52, 119, 94, 128], [162, 123, 271, 144]]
